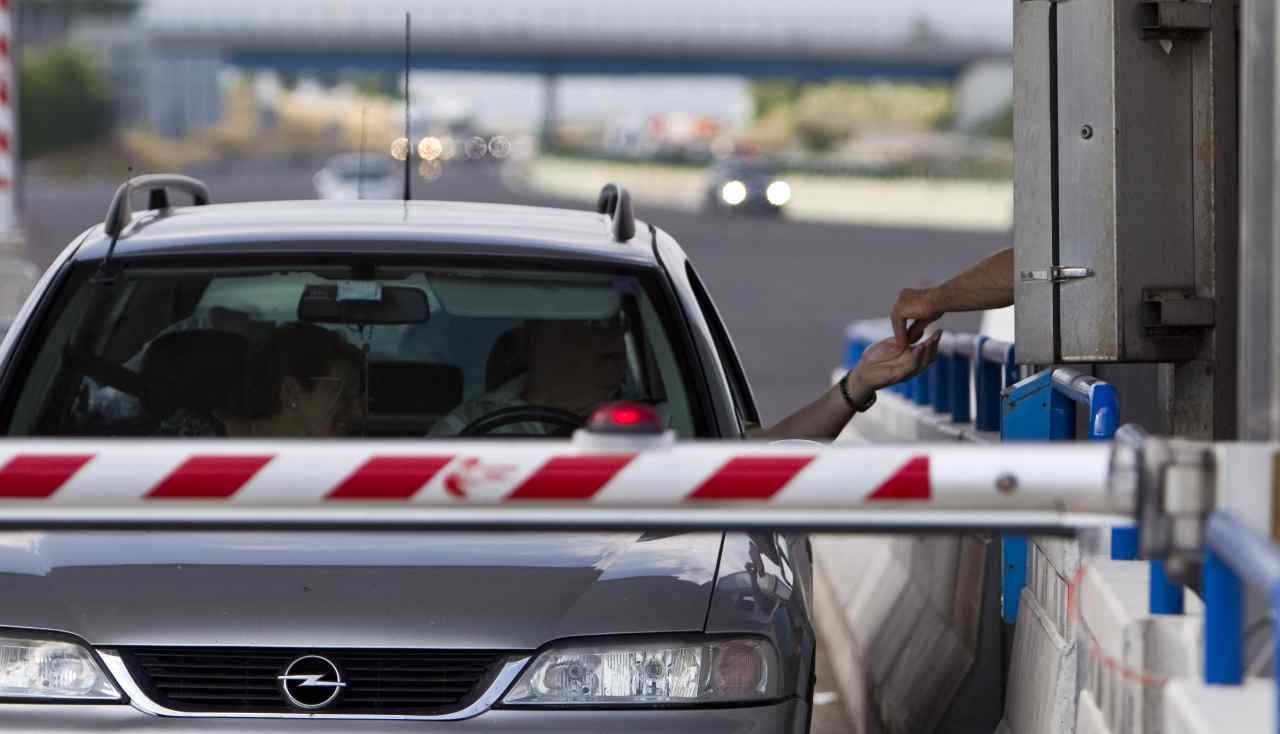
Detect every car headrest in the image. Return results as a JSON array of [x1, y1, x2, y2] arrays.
[[485, 326, 528, 391], [139, 329, 250, 417]]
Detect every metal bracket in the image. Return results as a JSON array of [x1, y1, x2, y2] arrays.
[[1018, 266, 1094, 283], [1127, 430, 1216, 584], [1139, 0, 1212, 41], [1142, 288, 1215, 331]]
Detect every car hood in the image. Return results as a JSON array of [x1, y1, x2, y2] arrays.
[[0, 531, 722, 649]]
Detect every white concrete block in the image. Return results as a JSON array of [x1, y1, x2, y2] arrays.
[[813, 536, 893, 608], [812, 532, 988, 734], [911, 535, 960, 623], [1002, 587, 1077, 734], [1162, 679, 1275, 734], [879, 602, 970, 733], [812, 553, 876, 734], [1034, 534, 1082, 581], [1080, 560, 1150, 658], [1077, 689, 1114, 734], [1076, 561, 1207, 734], [1029, 539, 1073, 639], [952, 535, 992, 652]]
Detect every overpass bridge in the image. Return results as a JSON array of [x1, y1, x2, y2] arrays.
[[138, 0, 1011, 135]]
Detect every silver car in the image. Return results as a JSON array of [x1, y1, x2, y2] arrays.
[[0, 177, 816, 732], [313, 153, 400, 200]]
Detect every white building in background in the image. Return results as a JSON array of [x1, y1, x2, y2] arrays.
[[952, 59, 1014, 133]]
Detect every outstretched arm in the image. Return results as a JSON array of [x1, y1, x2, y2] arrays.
[[891, 247, 1014, 347], [750, 332, 941, 441]]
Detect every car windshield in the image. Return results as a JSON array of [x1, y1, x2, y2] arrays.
[[2, 262, 701, 439]]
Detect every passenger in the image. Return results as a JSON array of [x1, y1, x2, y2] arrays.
[[431, 314, 939, 441], [157, 322, 365, 438], [889, 247, 1014, 348]]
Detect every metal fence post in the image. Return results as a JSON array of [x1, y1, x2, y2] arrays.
[[914, 365, 933, 407], [933, 353, 952, 414], [1150, 560, 1184, 615], [1087, 382, 1120, 440], [1087, 382, 1138, 563], [951, 351, 972, 424], [999, 369, 1057, 626], [974, 336, 1001, 432], [1203, 547, 1244, 684]]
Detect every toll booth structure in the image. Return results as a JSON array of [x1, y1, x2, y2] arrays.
[[816, 0, 1280, 731]]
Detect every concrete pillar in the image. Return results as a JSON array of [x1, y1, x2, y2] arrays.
[[1239, 0, 1280, 440]]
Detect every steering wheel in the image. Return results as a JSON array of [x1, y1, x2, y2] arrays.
[[458, 405, 584, 437]]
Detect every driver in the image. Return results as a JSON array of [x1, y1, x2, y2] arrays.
[[429, 317, 626, 437], [430, 311, 940, 440]]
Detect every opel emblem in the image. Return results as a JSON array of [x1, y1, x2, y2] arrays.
[[277, 655, 346, 710]]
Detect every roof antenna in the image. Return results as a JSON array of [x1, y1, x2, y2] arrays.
[[357, 106, 368, 200], [402, 12, 412, 202], [92, 165, 133, 284]]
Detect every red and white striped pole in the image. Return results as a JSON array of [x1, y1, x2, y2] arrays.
[[0, 0, 15, 242], [0, 439, 1129, 532]]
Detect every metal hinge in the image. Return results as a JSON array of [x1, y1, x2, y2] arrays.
[[1018, 266, 1093, 283]]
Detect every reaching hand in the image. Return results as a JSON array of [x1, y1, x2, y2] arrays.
[[848, 332, 941, 398], [890, 287, 943, 348]]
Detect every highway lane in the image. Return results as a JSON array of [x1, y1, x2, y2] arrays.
[[22, 158, 1002, 424]]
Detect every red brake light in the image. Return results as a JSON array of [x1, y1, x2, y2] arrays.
[[587, 401, 663, 434]]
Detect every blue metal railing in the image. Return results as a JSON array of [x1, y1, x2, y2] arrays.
[[841, 320, 1177, 619], [1203, 511, 1280, 732]]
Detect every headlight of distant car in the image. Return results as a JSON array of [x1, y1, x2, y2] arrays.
[[766, 180, 792, 206], [0, 633, 121, 700], [502, 637, 779, 706], [720, 180, 748, 206]]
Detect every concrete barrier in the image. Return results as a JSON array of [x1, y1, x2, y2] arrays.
[[818, 372, 1003, 733], [812, 533, 999, 733], [1162, 679, 1274, 734]]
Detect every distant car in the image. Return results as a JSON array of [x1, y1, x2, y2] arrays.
[[0, 176, 817, 733], [704, 160, 791, 216], [312, 153, 399, 200]]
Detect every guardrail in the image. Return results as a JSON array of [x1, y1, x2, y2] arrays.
[[842, 319, 1178, 618], [1203, 511, 1280, 731]]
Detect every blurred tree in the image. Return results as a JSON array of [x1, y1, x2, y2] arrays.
[[19, 45, 115, 159], [348, 72, 397, 98], [791, 82, 954, 151], [751, 81, 800, 120], [976, 100, 1013, 139], [792, 85, 858, 151]]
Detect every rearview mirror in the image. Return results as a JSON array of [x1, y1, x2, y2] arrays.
[[298, 283, 429, 324]]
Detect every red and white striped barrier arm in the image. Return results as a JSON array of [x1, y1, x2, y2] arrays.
[[0, 440, 1128, 531]]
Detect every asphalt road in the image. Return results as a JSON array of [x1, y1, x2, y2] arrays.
[[22, 157, 1001, 424]]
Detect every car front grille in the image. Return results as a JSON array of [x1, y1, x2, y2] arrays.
[[121, 647, 506, 715]]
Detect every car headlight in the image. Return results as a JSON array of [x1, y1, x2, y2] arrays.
[[0, 633, 121, 700], [502, 637, 779, 706], [766, 180, 791, 206], [720, 180, 748, 206]]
